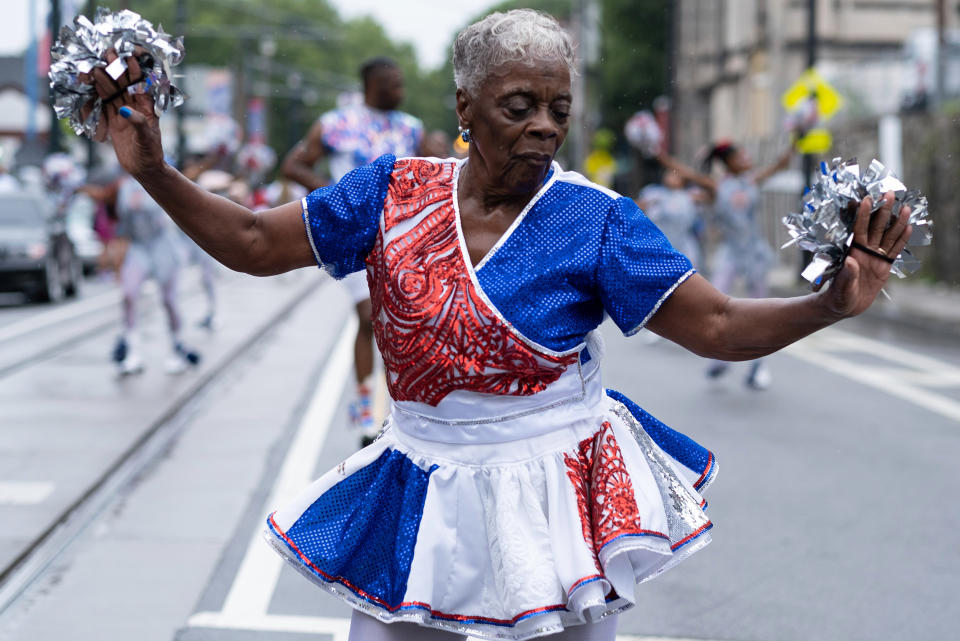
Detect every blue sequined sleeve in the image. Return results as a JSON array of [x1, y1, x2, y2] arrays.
[[598, 197, 695, 335], [302, 154, 395, 278]]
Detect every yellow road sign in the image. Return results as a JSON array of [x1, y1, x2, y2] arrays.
[[782, 69, 843, 121], [794, 128, 833, 154]]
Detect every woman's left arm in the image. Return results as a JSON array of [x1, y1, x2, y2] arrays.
[[646, 192, 912, 359]]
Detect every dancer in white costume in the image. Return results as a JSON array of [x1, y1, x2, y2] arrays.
[[88, 10, 912, 640], [658, 141, 793, 389], [636, 168, 705, 269], [112, 175, 200, 375]]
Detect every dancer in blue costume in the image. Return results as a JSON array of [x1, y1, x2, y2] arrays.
[[283, 57, 424, 447], [87, 10, 912, 640]]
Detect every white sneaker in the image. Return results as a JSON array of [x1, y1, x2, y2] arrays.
[[745, 361, 772, 390], [164, 354, 187, 375], [119, 351, 144, 376]]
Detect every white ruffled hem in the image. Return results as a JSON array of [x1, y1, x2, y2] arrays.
[[265, 397, 712, 640]]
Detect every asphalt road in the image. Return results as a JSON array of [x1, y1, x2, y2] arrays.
[[0, 274, 957, 641]]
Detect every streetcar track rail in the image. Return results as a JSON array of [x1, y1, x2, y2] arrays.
[[0, 279, 207, 381], [0, 288, 119, 345], [0, 275, 323, 615]]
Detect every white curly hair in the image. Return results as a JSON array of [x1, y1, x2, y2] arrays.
[[452, 9, 577, 94]]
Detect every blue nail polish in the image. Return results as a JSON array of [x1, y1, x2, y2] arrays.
[[119, 106, 131, 118]]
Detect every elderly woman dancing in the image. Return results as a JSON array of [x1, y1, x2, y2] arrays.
[[87, 9, 910, 641]]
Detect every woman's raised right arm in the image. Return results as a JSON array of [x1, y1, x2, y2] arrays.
[[132, 163, 314, 276], [88, 52, 315, 277]]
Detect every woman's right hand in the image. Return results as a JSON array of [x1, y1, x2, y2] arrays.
[[83, 50, 167, 179]]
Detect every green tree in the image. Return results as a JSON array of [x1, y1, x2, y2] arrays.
[[111, 1, 453, 156], [595, 0, 668, 138], [87, 1, 668, 167]]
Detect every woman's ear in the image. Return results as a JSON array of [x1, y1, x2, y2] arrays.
[[455, 88, 472, 129]]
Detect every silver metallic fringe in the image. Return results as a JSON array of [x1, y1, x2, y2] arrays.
[[49, 7, 185, 138], [782, 158, 932, 285]]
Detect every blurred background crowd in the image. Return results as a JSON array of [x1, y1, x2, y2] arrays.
[[1, 0, 959, 308]]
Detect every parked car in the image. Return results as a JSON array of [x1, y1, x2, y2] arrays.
[[0, 190, 82, 302], [65, 192, 104, 275]]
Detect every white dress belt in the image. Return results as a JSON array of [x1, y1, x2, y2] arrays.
[[389, 360, 606, 444]]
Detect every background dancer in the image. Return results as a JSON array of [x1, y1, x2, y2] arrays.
[[657, 142, 792, 389], [111, 175, 200, 375], [282, 57, 424, 446], [86, 9, 911, 640], [636, 168, 705, 269]]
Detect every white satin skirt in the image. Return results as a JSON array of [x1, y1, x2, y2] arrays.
[[264, 367, 714, 640]]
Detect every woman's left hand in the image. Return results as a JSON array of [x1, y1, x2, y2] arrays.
[[816, 191, 913, 319]]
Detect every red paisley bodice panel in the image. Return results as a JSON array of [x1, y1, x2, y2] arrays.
[[367, 158, 578, 406]]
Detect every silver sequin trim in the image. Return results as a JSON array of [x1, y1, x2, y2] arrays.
[[301, 195, 338, 278], [624, 268, 696, 337]]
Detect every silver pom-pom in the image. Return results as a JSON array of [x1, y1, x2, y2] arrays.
[[782, 158, 932, 285], [49, 7, 185, 138]]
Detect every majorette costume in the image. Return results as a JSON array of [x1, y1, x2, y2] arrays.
[[265, 155, 717, 640]]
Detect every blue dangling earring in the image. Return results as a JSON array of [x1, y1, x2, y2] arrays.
[[458, 126, 471, 143]]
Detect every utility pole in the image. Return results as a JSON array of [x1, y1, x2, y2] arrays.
[[799, 0, 817, 278], [83, 0, 96, 170], [570, 0, 599, 172], [175, 0, 187, 167], [801, 0, 817, 189], [48, 0, 63, 154], [935, 0, 946, 108], [25, 0, 38, 143], [665, 0, 677, 154]]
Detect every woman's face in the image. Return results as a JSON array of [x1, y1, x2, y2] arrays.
[[725, 149, 753, 174], [457, 59, 571, 194]]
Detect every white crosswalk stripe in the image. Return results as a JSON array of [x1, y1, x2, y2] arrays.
[[0, 481, 54, 505], [785, 326, 960, 423]]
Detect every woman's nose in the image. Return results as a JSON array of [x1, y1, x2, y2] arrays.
[[527, 108, 559, 139]]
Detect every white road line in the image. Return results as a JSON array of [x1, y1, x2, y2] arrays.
[[217, 315, 357, 619], [785, 332, 960, 423], [810, 330, 960, 376], [187, 611, 717, 641], [188, 612, 351, 640], [0, 481, 55, 505], [877, 369, 960, 388], [0, 289, 120, 344]]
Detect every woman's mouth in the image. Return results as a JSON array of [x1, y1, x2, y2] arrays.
[[516, 152, 552, 164]]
